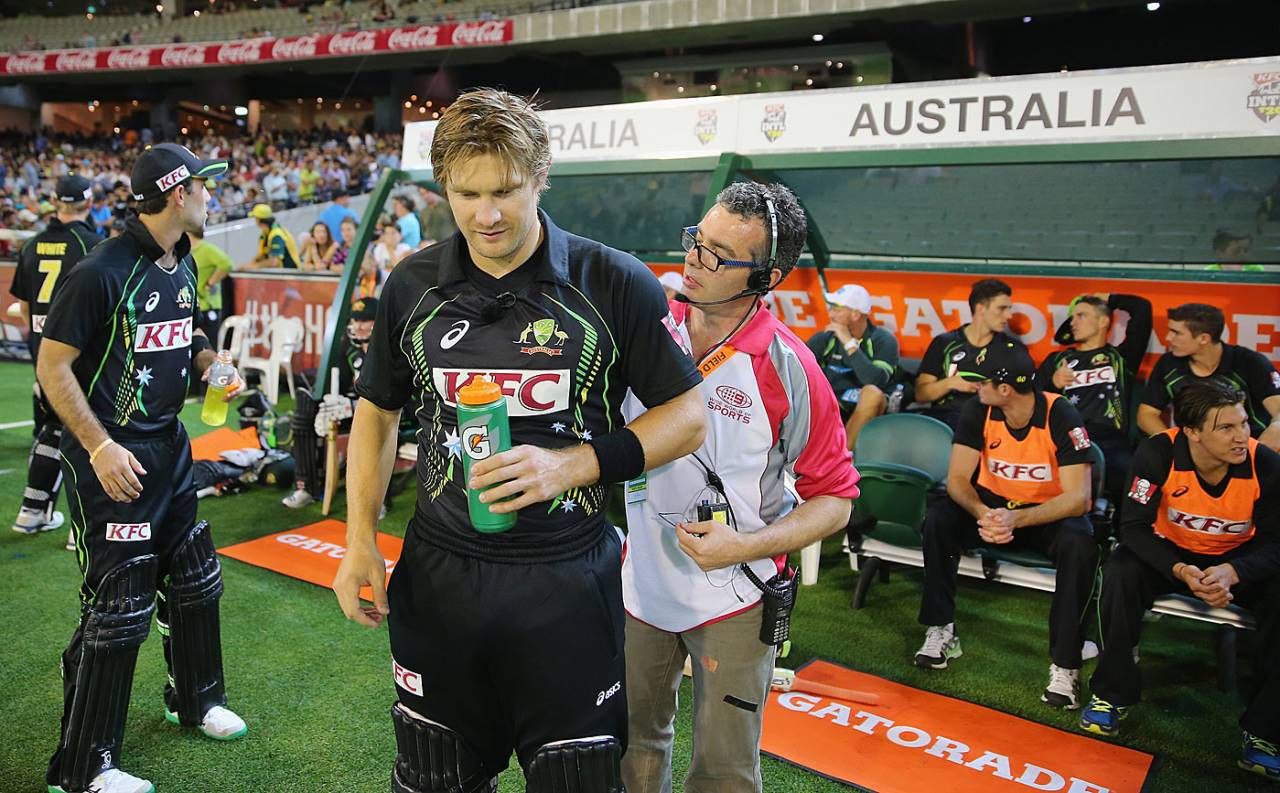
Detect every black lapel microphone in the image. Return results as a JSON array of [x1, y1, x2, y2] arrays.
[[673, 286, 764, 307], [481, 291, 517, 322]]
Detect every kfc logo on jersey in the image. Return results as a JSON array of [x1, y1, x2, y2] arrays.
[[31, 314, 46, 334], [106, 522, 152, 542], [1067, 366, 1116, 390], [392, 659, 424, 697], [1068, 426, 1091, 451], [434, 369, 570, 417], [135, 317, 193, 352], [1165, 509, 1252, 536], [1128, 476, 1156, 505], [986, 459, 1052, 482]]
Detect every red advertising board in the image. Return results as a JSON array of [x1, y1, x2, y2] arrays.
[[0, 20, 512, 76], [231, 273, 339, 372], [650, 265, 1280, 374]]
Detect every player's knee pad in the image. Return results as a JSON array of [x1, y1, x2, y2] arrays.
[[391, 703, 497, 793], [526, 736, 624, 793], [59, 554, 159, 791], [161, 520, 227, 725]]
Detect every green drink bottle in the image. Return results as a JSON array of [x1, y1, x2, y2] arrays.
[[458, 376, 517, 533]]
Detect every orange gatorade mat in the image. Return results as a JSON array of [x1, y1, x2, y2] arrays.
[[761, 660, 1155, 793], [218, 519, 401, 602], [190, 426, 260, 461]]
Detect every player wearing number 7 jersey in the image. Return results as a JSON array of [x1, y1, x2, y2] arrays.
[[9, 174, 104, 540]]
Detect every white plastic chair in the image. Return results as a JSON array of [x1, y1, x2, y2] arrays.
[[216, 315, 253, 366], [239, 315, 304, 405]]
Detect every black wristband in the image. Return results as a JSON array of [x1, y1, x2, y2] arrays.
[[586, 427, 646, 484], [191, 332, 212, 357]]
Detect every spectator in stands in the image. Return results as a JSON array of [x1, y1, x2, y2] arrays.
[[318, 190, 359, 241], [243, 203, 300, 269], [657, 271, 683, 301], [333, 216, 359, 272], [915, 278, 1023, 429], [371, 221, 409, 286], [298, 157, 322, 204], [392, 195, 421, 248], [301, 221, 339, 271], [1081, 380, 1280, 785], [89, 194, 113, 236], [417, 182, 456, 244], [262, 163, 289, 209], [1137, 303, 1280, 451], [914, 341, 1097, 711], [190, 227, 234, 353], [807, 283, 899, 451], [1208, 229, 1263, 272], [1038, 293, 1152, 502]]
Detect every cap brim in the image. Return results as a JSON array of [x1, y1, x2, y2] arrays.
[[1053, 317, 1074, 346], [195, 159, 228, 179]]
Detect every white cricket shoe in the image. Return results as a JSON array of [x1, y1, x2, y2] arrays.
[[281, 489, 315, 508], [165, 704, 248, 741], [13, 507, 64, 534], [47, 767, 154, 793]]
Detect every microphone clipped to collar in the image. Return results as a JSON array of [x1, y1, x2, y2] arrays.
[[481, 291, 517, 322]]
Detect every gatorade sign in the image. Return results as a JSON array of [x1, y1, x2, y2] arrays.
[[761, 660, 1154, 793]]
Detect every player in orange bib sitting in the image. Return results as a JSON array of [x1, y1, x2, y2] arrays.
[[1082, 380, 1280, 783], [915, 341, 1098, 710]]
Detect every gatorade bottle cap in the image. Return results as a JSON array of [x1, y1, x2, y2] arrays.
[[458, 375, 503, 405]]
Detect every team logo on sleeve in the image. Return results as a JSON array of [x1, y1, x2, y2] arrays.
[[1068, 427, 1091, 451], [1091, 352, 1109, 365], [514, 318, 568, 356], [1127, 476, 1156, 505]]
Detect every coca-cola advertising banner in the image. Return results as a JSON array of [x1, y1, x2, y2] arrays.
[[0, 19, 512, 76]]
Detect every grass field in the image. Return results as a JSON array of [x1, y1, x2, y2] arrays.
[[0, 358, 1271, 792]]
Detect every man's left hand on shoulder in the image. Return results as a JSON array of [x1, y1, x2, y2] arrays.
[[676, 519, 749, 572]]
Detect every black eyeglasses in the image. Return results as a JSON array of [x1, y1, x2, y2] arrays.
[[681, 226, 755, 272]]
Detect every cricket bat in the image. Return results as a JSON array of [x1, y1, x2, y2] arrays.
[[321, 367, 340, 515], [771, 668, 881, 706]]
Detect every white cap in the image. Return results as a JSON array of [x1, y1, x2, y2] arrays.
[[824, 284, 871, 314], [658, 271, 684, 294]]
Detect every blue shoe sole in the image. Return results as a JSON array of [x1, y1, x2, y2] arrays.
[[1239, 759, 1280, 781]]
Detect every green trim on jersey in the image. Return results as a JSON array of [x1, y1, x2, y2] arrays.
[[87, 255, 144, 398]]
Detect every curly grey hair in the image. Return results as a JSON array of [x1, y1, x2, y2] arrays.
[[715, 180, 807, 287]]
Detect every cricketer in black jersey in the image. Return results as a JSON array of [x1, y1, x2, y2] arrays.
[[357, 209, 703, 560], [11, 216, 103, 362], [41, 215, 200, 435]]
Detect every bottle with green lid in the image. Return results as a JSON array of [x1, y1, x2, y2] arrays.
[[457, 376, 517, 533]]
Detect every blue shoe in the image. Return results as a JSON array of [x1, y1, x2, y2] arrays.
[[1239, 732, 1280, 781], [1079, 696, 1127, 737]]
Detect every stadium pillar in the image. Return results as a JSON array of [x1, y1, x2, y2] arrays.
[[373, 95, 400, 133], [0, 85, 39, 133], [150, 99, 179, 139]]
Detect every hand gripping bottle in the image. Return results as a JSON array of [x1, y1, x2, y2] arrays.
[[200, 350, 237, 426], [457, 376, 517, 533]]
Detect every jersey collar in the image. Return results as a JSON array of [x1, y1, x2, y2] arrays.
[[126, 215, 192, 263], [437, 208, 570, 287], [670, 297, 778, 356]]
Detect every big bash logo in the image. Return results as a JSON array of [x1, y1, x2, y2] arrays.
[[1248, 72, 1280, 122]]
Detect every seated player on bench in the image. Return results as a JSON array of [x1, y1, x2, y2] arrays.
[[1082, 379, 1280, 783]]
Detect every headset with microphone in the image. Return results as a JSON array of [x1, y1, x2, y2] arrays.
[[675, 190, 779, 307]]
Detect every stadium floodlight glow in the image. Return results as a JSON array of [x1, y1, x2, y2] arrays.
[[193, 9, 199, 15], [403, 101, 411, 108], [1146, 1, 1160, 9], [410, 94, 418, 101], [155, 4, 164, 12], [335, 102, 341, 109], [418, 107, 426, 114], [812, 33, 823, 42], [234, 105, 248, 116], [710, 84, 717, 91], [805, 78, 814, 86], [676, 85, 684, 93], [181, 126, 188, 134], [1023, 15, 1032, 22], [113, 126, 120, 133]]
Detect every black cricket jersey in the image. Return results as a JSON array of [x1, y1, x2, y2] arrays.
[[1143, 344, 1280, 438], [10, 217, 104, 362], [41, 216, 200, 437], [1037, 294, 1153, 442], [356, 210, 702, 562], [919, 326, 1027, 413]]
